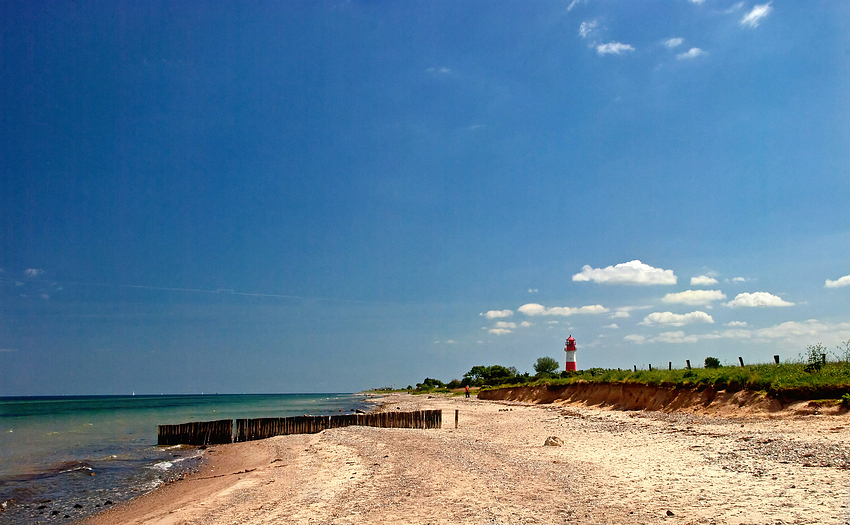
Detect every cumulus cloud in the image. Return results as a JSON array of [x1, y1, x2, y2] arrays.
[[677, 48, 707, 60], [627, 328, 752, 345], [740, 3, 772, 28], [725, 321, 748, 327], [754, 320, 850, 343], [426, 66, 451, 74], [604, 323, 620, 329], [528, 288, 538, 293], [579, 20, 598, 39], [662, 290, 726, 305], [731, 277, 747, 283], [573, 260, 677, 285], [488, 328, 512, 335], [691, 275, 719, 286], [596, 42, 635, 55], [640, 311, 715, 327], [494, 321, 517, 329], [520, 321, 533, 328], [24, 269, 44, 278], [724, 292, 794, 308], [664, 37, 684, 49], [518, 303, 610, 317], [825, 274, 850, 289], [481, 309, 513, 319]]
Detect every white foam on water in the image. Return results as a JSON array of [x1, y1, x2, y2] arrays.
[[148, 461, 173, 471]]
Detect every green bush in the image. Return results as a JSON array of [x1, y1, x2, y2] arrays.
[[704, 357, 720, 369]]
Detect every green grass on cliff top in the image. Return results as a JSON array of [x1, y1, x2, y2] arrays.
[[485, 361, 850, 401]]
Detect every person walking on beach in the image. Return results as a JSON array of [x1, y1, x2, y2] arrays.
[[465, 385, 470, 398]]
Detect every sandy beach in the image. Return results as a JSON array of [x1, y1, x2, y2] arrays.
[[80, 393, 850, 525]]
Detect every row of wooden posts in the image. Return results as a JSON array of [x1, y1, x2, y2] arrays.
[[628, 355, 799, 372], [158, 409, 443, 446]]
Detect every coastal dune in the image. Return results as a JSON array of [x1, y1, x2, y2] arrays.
[[81, 393, 850, 524]]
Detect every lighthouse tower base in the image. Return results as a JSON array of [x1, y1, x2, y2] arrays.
[[565, 350, 577, 371]]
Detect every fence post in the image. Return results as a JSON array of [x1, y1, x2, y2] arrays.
[[455, 409, 458, 429], [649, 364, 652, 371], [686, 359, 691, 369], [774, 355, 780, 364], [668, 362, 672, 371], [738, 357, 745, 367], [633, 365, 636, 372]]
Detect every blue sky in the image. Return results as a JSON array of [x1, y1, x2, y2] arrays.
[[1, 1, 849, 395]]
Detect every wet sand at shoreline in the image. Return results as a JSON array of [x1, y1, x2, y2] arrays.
[[80, 393, 850, 524]]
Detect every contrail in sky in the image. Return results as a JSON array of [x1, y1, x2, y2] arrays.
[[0, 277, 375, 304]]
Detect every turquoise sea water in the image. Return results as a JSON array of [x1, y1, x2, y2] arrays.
[[0, 394, 367, 524]]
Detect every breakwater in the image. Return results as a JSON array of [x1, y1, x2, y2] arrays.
[[158, 409, 443, 445]]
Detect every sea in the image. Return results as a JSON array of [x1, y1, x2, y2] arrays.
[[0, 393, 370, 524]]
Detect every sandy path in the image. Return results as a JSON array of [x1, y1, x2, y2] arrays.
[[81, 394, 850, 525]]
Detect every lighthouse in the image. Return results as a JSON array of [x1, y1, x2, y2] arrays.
[[564, 335, 577, 371]]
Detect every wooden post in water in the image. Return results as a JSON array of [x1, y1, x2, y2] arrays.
[[738, 356, 745, 367]]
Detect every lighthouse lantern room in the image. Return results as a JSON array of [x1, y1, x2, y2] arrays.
[[564, 335, 577, 371]]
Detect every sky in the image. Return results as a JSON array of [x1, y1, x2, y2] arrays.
[[1, 1, 849, 395]]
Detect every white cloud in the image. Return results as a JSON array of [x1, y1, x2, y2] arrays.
[[664, 37, 684, 49], [567, 0, 586, 12], [573, 260, 677, 285], [724, 2, 745, 14], [579, 20, 598, 39], [724, 292, 794, 308], [24, 269, 44, 278], [731, 277, 747, 282], [662, 290, 726, 305], [754, 320, 850, 344], [426, 66, 451, 74], [518, 303, 610, 317], [445, 340, 456, 344], [691, 275, 719, 286], [596, 42, 635, 55], [494, 321, 517, 329], [610, 311, 630, 319], [825, 274, 850, 289], [740, 3, 772, 28], [623, 334, 646, 344], [677, 47, 707, 60], [520, 321, 532, 328], [481, 309, 513, 319], [527, 288, 538, 293], [640, 311, 715, 327], [689, 0, 705, 3], [488, 328, 512, 335], [725, 321, 748, 327], [604, 323, 620, 329]]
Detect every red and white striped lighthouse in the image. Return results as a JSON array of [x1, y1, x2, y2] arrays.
[[564, 335, 577, 371]]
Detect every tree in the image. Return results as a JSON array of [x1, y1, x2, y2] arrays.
[[704, 356, 720, 369], [462, 365, 522, 387], [534, 356, 560, 375]]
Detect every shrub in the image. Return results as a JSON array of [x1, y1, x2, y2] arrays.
[[841, 393, 850, 408], [704, 357, 721, 369]]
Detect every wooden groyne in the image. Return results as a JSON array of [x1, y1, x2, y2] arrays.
[[159, 410, 442, 446], [157, 419, 233, 446]]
